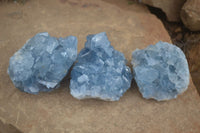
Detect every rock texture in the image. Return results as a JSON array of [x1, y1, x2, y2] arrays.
[[0, 0, 200, 133], [8, 32, 77, 94], [141, 0, 186, 21], [181, 0, 200, 31], [188, 44, 200, 93], [70, 32, 132, 101], [185, 34, 200, 93], [132, 41, 190, 101]]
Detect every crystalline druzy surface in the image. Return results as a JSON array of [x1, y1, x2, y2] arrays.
[[132, 41, 190, 101], [70, 32, 132, 101], [8, 32, 77, 94]]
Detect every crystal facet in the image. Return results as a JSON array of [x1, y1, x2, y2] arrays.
[[70, 32, 132, 101], [8, 32, 78, 94], [131, 41, 190, 101]]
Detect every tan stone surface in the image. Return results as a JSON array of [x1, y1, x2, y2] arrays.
[[0, 0, 200, 133], [186, 34, 200, 93], [181, 0, 200, 31], [141, 0, 186, 22]]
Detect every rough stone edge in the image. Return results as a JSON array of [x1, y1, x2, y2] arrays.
[[0, 117, 22, 133]]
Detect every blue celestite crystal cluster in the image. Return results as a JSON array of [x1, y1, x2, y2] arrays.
[[8, 31, 190, 101], [131, 41, 190, 101], [70, 32, 133, 101], [8, 32, 77, 94]]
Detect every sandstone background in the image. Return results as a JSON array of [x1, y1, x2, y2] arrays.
[[0, 0, 200, 132]]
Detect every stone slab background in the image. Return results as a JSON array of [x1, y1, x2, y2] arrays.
[[0, 0, 200, 132]]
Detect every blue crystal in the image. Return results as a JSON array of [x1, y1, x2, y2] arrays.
[[131, 41, 190, 101], [8, 32, 78, 94], [70, 32, 132, 101]]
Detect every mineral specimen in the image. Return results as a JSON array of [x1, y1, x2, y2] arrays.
[[70, 32, 132, 101], [131, 41, 190, 101], [8, 32, 77, 94]]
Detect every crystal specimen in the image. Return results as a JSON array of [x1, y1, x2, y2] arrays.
[[70, 32, 132, 101], [8, 32, 77, 94], [131, 41, 190, 101]]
